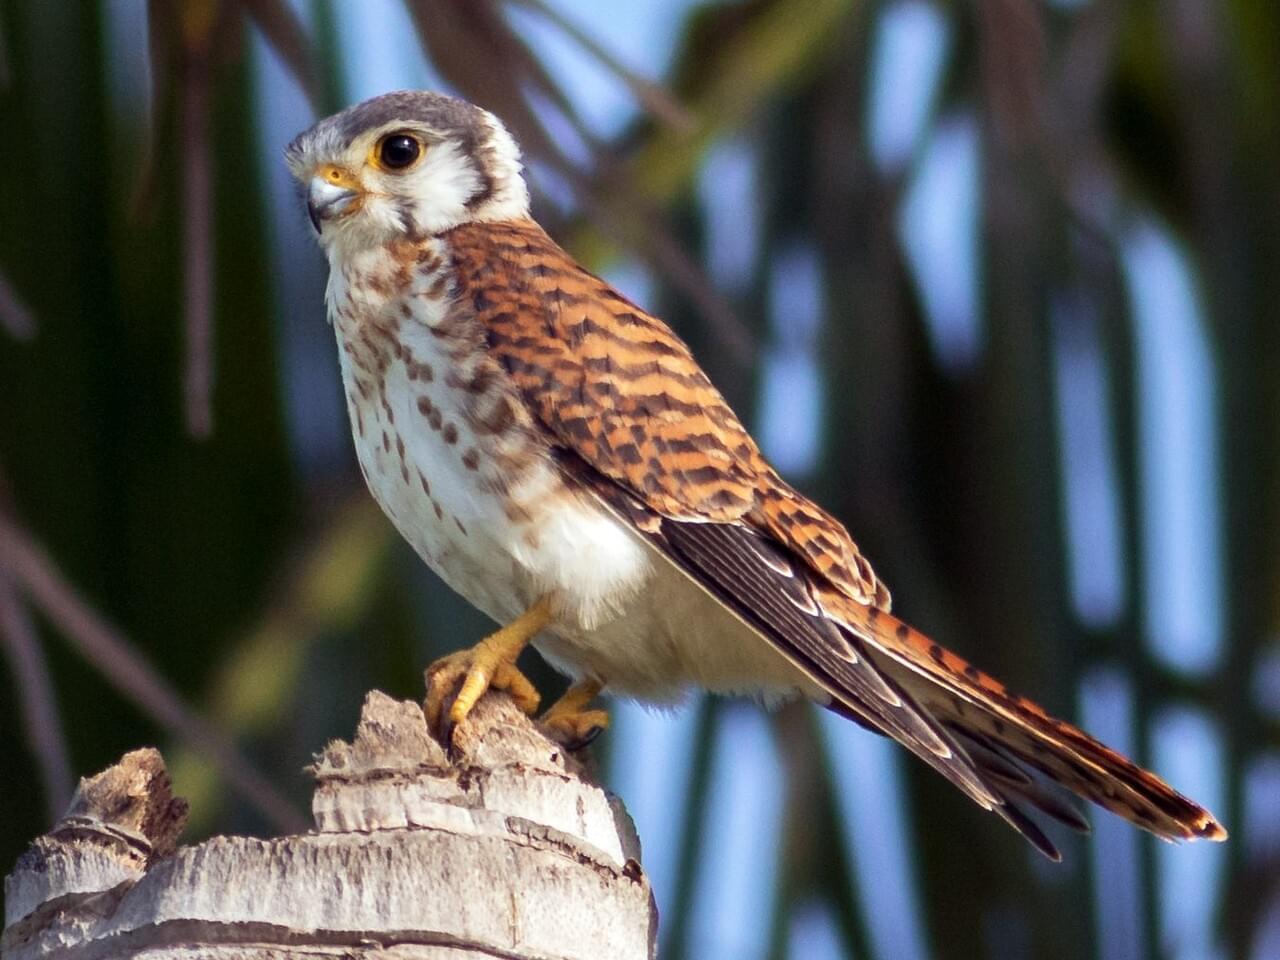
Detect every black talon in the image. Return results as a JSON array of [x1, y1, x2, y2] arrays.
[[566, 724, 605, 752]]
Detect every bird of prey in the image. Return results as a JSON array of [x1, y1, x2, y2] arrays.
[[287, 90, 1226, 859]]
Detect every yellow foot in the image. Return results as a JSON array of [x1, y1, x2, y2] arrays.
[[540, 678, 609, 750], [424, 647, 541, 733], [423, 599, 552, 736]]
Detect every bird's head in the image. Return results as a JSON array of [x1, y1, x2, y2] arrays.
[[285, 90, 529, 255]]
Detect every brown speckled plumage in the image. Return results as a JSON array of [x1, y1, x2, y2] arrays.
[[443, 217, 1224, 854], [447, 218, 889, 608], [289, 90, 1226, 861]]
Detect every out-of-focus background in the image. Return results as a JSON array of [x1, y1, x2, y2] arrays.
[[0, 1, 1276, 957]]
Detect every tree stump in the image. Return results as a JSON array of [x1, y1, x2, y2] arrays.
[[2, 691, 656, 959]]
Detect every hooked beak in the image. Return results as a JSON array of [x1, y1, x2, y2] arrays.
[[307, 165, 362, 232]]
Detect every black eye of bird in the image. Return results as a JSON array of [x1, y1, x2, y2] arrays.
[[379, 134, 420, 169]]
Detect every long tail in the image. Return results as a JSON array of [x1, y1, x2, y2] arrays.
[[822, 593, 1227, 856]]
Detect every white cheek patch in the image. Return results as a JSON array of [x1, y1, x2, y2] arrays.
[[320, 139, 491, 252], [393, 140, 485, 235]]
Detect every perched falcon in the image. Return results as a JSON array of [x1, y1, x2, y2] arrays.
[[286, 90, 1226, 859]]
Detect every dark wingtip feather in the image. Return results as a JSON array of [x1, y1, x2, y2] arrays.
[[997, 799, 1063, 862], [948, 724, 1091, 834]]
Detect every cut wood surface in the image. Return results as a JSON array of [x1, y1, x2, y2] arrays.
[[2, 691, 656, 959]]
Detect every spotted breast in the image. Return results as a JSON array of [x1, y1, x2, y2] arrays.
[[327, 230, 658, 638], [326, 225, 809, 703]]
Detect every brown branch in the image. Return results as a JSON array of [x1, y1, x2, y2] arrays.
[[181, 50, 215, 438], [128, 0, 175, 224], [235, 0, 321, 110], [0, 570, 72, 822], [0, 511, 307, 834], [505, 0, 694, 131]]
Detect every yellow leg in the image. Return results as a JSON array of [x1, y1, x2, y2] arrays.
[[424, 598, 552, 734], [540, 678, 609, 748]]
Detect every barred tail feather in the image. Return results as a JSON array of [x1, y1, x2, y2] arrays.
[[829, 598, 1228, 845]]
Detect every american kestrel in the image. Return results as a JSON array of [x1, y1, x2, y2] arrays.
[[286, 91, 1226, 859]]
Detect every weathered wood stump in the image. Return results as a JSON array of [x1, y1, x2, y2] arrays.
[[2, 691, 656, 959]]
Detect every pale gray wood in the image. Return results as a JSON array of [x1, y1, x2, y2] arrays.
[[3, 691, 656, 960]]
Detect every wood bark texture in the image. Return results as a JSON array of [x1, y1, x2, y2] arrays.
[[2, 690, 656, 959]]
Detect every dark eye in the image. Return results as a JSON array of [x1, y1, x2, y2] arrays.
[[378, 134, 420, 169]]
